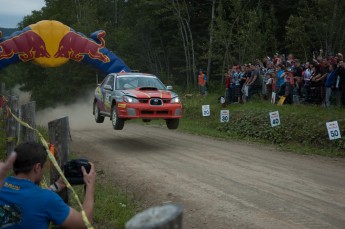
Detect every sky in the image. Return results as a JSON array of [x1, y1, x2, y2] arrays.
[[0, 0, 46, 28]]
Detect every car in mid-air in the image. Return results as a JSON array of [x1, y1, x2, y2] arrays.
[[93, 72, 182, 130]]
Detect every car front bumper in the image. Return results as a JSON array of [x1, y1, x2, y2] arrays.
[[117, 102, 182, 119]]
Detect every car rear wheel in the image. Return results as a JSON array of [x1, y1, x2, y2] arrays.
[[111, 105, 124, 130], [166, 118, 179, 129], [94, 102, 104, 123]]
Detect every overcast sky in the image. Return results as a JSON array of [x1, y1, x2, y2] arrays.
[[0, 0, 46, 28]]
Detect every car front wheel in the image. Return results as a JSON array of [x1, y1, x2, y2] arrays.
[[166, 118, 179, 129], [94, 102, 104, 123], [111, 105, 124, 130]]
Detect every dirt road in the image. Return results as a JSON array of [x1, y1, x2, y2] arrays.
[[70, 122, 345, 229]]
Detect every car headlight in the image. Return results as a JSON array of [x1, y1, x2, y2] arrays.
[[123, 96, 139, 103], [171, 97, 180, 103]]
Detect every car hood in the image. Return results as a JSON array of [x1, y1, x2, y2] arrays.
[[122, 88, 177, 99]]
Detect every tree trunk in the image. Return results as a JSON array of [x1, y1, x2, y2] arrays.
[[207, 0, 216, 82]]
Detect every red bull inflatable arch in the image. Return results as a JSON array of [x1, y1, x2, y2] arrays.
[[0, 20, 130, 73]]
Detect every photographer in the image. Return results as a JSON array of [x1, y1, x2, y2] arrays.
[[0, 142, 96, 229]]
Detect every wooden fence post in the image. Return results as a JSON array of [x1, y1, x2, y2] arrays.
[[125, 204, 183, 229], [21, 101, 37, 142], [48, 116, 70, 204], [6, 95, 19, 156]]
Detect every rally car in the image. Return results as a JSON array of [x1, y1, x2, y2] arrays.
[[93, 72, 182, 130]]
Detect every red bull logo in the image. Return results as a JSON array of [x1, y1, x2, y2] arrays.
[[0, 30, 50, 62], [0, 20, 130, 73], [54, 31, 110, 63]]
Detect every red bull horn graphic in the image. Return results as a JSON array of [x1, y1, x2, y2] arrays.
[[54, 30, 110, 63], [0, 30, 50, 62], [0, 20, 130, 73]]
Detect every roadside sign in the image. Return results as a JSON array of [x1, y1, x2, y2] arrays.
[[269, 111, 280, 127], [202, 105, 210, 117], [220, 110, 229, 122], [326, 121, 341, 140]]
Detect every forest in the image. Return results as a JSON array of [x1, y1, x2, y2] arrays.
[[0, 0, 344, 109]]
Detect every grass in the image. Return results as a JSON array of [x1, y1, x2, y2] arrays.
[[178, 93, 345, 157], [70, 181, 137, 229]]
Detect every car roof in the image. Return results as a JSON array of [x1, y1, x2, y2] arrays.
[[115, 72, 157, 78]]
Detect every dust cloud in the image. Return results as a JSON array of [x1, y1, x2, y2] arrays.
[[12, 85, 31, 106], [36, 90, 100, 130]]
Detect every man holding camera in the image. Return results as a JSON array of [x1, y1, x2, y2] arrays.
[[0, 142, 96, 229]]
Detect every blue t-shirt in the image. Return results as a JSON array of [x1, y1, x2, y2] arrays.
[[0, 176, 70, 229], [277, 70, 285, 87]]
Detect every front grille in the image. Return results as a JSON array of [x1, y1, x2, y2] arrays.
[[162, 99, 171, 103], [157, 110, 169, 114], [141, 110, 154, 114], [139, 99, 149, 103], [150, 98, 162, 106], [140, 110, 169, 115]]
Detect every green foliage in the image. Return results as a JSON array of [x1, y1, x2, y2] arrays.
[[71, 181, 137, 229], [180, 96, 345, 157]]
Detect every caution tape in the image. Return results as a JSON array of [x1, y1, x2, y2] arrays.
[[5, 104, 94, 229]]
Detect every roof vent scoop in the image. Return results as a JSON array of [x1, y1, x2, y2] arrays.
[[139, 87, 158, 91]]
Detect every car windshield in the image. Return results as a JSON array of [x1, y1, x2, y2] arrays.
[[116, 76, 167, 90]]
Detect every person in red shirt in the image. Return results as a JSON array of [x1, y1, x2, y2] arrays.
[[224, 68, 232, 104], [198, 69, 207, 95]]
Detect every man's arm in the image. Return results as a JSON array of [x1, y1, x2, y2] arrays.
[[248, 73, 258, 85], [61, 162, 96, 229], [316, 72, 328, 82]]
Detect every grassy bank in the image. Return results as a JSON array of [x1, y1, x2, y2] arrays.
[[179, 93, 345, 157]]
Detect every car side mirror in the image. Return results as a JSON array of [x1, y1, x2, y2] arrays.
[[104, 85, 113, 91], [167, 86, 173, 90]]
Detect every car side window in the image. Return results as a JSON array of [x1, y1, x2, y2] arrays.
[[102, 75, 114, 90]]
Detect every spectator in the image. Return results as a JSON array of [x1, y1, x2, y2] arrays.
[[232, 66, 241, 103], [309, 61, 323, 103], [276, 64, 285, 97], [239, 65, 248, 103], [324, 63, 338, 107], [224, 68, 232, 104], [266, 73, 274, 102], [314, 59, 330, 105], [245, 64, 261, 101], [241, 64, 252, 103], [198, 68, 207, 96], [286, 53, 295, 65], [292, 59, 303, 96], [338, 60, 345, 106], [283, 67, 294, 104], [0, 142, 96, 229], [303, 62, 312, 102]]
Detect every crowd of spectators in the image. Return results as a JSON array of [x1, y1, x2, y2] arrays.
[[224, 51, 345, 107]]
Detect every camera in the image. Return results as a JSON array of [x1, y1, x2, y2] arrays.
[[63, 159, 91, 185]]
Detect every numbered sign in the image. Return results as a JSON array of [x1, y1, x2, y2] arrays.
[[269, 111, 280, 127], [220, 110, 229, 123], [202, 105, 210, 117], [326, 121, 341, 140]]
